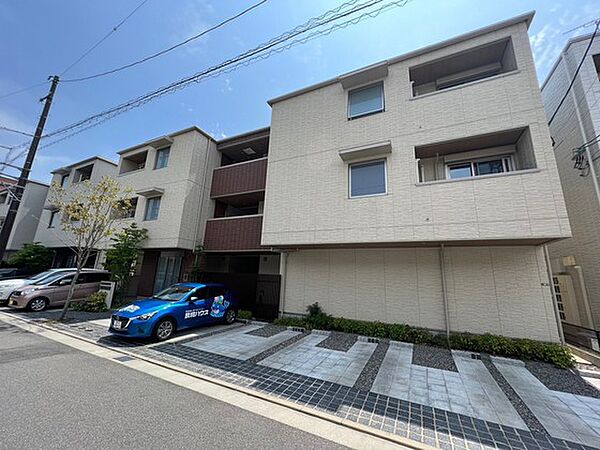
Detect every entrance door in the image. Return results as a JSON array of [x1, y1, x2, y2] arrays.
[[153, 252, 182, 294]]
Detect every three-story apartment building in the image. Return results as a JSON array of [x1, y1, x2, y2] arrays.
[[34, 156, 117, 267], [262, 12, 569, 342], [541, 33, 600, 334]]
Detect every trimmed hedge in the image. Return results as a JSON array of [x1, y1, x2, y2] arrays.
[[237, 310, 252, 320], [274, 303, 573, 369], [70, 291, 108, 313]]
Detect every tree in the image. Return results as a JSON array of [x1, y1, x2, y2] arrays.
[[103, 223, 147, 303], [7, 243, 54, 273], [50, 176, 132, 321], [189, 244, 205, 282]]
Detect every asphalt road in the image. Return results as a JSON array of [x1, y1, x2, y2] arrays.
[[0, 322, 347, 450]]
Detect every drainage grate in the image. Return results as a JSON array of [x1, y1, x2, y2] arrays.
[[470, 353, 482, 360], [113, 355, 135, 362], [288, 326, 306, 333]]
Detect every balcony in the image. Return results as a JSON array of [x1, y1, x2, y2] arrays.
[[210, 157, 267, 205], [204, 214, 263, 252]]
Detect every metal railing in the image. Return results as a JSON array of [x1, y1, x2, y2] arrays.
[[562, 322, 600, 353]]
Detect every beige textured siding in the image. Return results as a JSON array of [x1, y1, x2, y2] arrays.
[[542, 37, 600, 328], [263, 21, 569, 247], [283, 246, 559, 342], [116, 130, 220, 250]]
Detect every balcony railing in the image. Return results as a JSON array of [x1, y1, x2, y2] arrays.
[[203, 214, 263, 251], [210, 157, 267, 201]]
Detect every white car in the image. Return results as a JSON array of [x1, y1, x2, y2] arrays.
[[0, 268, 95, 305]]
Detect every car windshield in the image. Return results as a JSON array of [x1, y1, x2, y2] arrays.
[[152, 286, 194, 301], [28, 270, 55, 281], [31, 272, 73, 285]]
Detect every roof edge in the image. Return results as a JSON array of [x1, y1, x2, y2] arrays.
[[268, 11, 535, 106], [51, 155, 117, 174], [540, 32, 595, 91], [117, 125, 216, 155]]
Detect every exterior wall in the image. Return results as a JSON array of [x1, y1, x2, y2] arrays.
[[283, 246, 560, 342], [33, 158, 117, 249], [542, 36, 600, 328], [0, 181, 49, 251], [116, 130, 220, 250], [263, 21, 569, 247]]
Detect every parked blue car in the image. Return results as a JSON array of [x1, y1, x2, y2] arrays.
[[108, 282, 238, 341]]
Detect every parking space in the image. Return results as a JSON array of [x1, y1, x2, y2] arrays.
[[259, 332, 377, 386], [3, 307, 600, 450]]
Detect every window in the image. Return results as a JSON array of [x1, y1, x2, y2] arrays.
[[78, 272, 110, 283], [48, 210, 58, 228], [0, 192, 7, 204], [348, 82, 384, 119], [144, 196, 161, 221], [349, 159, 387, 198], [446, 156, 512, 180], [155, 147, 170, 169], [60, 174, 69, 187], [74, 164, 93, 182]]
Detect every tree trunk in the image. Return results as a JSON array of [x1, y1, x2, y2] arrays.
[[58, 261, 83, 322]]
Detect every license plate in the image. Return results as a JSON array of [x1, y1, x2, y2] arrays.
[[112, 320, 122, 330]]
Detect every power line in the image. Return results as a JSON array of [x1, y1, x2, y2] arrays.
[[1, 0, 412, 166], [60, 0, 151, 76], [62, 0, 269, 83], [0, 126, 33, 137], [0, 81, 50, 101], [548, 20, 599, 126]]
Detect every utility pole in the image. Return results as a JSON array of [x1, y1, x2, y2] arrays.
[[0, 75, 59, 261]]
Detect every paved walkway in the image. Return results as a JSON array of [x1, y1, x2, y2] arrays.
[[260, 333, 376, 386], [371, 342, 526, 429], [3, 308, 600, 450]]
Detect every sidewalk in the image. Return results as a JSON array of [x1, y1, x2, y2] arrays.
[[3, 307, 600, 450]]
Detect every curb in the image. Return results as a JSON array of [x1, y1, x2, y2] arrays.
[[0, 311, 433, 450]]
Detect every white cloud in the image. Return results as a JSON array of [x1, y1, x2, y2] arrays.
[[221, 78, 233, 93], [171, 1, 215, 56]]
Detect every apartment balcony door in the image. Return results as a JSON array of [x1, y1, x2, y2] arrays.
[[153, 251, 183, 294]]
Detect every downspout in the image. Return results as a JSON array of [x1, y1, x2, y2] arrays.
[[279, 251, 288, 318], [192, 138, 213, 249], [439, 244, 450, 340], [543, 244, 565, 344], [574, 265, 595, 329]]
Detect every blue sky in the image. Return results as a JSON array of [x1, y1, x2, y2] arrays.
[[0, 0, 597, 182]]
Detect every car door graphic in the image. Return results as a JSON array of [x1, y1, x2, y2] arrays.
[[181, 288, 212, 327]]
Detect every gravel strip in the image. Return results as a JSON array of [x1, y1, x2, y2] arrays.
[[411, 344, 458, 372], [247, 331, 311, 364], [526, 360, 600, 399], [482, 355, 547, 434], [245, 324, 287, 338], [316, 331, 358, 352], [353, 339, 390, 392]]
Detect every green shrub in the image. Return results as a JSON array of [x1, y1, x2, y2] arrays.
[[237, 310, 252, 320], [70, 291, 108, 312], [274, 306, 573, 368]]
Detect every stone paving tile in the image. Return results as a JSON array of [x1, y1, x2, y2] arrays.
[[371, 342, 526, 429], [9, 313, 600, 450], [494, 358, 600, 447], [259, 333, 376, 386], [182, 324, 301, 360]]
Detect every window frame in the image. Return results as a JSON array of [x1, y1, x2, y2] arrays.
[[347, 81, 385, 120], [60, 173, 69, 187], [144, 196, 162, 221], [48, 210, 58, 228], [348, 158, 388, 199], [154, 146, 171, 170], [445, 154, 513, 180]]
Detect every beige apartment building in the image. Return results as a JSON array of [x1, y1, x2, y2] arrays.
[[0, 176, 49, 257], [34, 156, 117, 267], [262, 12, 569, 342], [541, 33, 600, 340]]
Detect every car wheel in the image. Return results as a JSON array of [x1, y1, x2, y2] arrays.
[[28, 297, 48, 312], [153, 318, 175, 341], [224, 308, 236, 325]]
